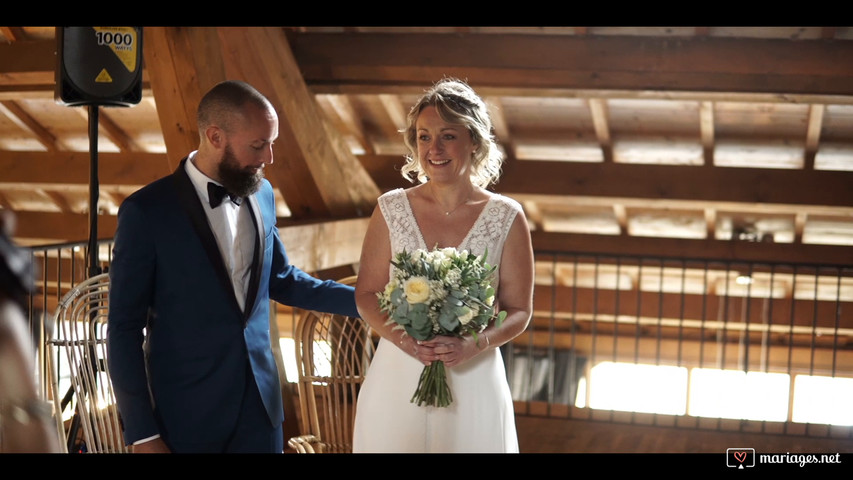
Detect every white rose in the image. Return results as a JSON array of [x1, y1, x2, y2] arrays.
[[458, 306, 477, 325], [404, 276, 430, 304]]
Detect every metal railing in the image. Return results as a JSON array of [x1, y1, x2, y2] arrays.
[[505, 252, 853, 439], [26, 240, 853, 441], [27, 239, 113, 403]]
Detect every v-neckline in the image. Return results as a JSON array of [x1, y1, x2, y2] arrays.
[[401, 188, 493, 251]]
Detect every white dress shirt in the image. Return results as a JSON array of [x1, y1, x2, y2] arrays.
[[185, 152, 255, 312]]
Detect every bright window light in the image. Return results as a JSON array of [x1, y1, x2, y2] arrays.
[[689, 368, 789, 422], [587, 362, 688, 415], [279, 338, 331, 383], [792, 375, 853, 426], [575, 377, 587, 408], [280, 338, 297, 383], [54, 372, 114, 421]]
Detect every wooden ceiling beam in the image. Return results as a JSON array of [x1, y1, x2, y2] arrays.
[[11, 210, 116, 242], [142, 27, 212, 171], [363, 153, 853, 212], [2, 29, 852, 258], [289, 32, 853, 99], [0, 99, 58, 151], [699, 101, 714, 166], [0, 27, 25, 42], [378, 94, 407, 137], [532, 231, 853, 267], [0, 151, 171, 186], [218, 27, 379, 218], [804, 104, 825, 171], [6, 150, 851, 212], [317, 94, 373, 154], [485, 96, 516, 162], [40, 190, 73, 213], [71, 106, 145, 153], [498, 160, 853, 208], [6, 35, 853, 103], [214, 27, 327, 217], [0, 39, 57, 88], [587, 98, 613, 163]]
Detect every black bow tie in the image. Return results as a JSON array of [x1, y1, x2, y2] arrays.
[[207, 182, 242, 208]]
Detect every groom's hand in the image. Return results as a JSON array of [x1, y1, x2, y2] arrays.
[[132, 437, 171, 453]]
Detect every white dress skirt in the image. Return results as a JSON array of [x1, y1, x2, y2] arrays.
[[352, 188, 522, 453]]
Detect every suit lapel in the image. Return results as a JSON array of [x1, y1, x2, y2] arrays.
[[243, 196, 263, 324], [170, 158, 244, 315]]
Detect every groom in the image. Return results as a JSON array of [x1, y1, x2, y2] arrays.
[[107, 80, 359, 453]]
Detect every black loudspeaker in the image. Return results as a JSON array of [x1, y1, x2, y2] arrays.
[[56, 27, 143, 107]]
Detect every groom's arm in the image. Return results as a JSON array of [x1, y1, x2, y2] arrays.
[[267, 226, 358, 317], [107, 198, 161, 446]]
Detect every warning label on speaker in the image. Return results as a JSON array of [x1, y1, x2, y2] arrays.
[[95, 69, 113, 84]]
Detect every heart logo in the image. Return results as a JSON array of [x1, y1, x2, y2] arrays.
[[734, 451, 747, 463]]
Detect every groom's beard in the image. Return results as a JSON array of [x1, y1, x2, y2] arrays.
[[218, 143, 264, 198]]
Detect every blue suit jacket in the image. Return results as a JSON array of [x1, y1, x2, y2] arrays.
[[107, 158, 358, 447]]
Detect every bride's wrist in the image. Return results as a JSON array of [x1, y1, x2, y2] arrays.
[[476, 331, 490, 350]]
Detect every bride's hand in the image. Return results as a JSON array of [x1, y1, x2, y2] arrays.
[[399, 335, 440, 365], [419, 335, 487, 368]]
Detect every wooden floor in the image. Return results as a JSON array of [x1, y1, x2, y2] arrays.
[[284, 384, 853, 454], [516, 414, 853, 454]]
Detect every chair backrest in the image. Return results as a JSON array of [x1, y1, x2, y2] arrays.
[[46, 273, 128, 453], [289, 275, 374, 453]]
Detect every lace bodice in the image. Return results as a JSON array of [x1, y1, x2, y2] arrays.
[[378, 188, 521, 280]]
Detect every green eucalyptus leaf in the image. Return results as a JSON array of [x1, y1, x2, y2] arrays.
[[438, 310, 459, 331]]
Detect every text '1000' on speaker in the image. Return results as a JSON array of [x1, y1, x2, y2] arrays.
[[56, 27, 143, 107]]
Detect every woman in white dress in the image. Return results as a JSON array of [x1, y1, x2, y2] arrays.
[[352, 78, 534, 453]]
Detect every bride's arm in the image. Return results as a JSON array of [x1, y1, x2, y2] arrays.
[[427, 211, 534, 368], [355, 206, 427, 361], [487, 212, 535, 348]]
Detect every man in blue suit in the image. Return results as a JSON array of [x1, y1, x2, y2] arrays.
[[107, 80, 359, 453]]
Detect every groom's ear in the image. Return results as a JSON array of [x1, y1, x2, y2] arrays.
[[205, 126, 224, 149]]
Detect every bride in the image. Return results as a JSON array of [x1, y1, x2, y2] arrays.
[[352, 77, 535, 453]]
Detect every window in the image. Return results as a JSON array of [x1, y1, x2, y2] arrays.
[[792, 375, 853, 426], [279, 338, 331, 383], [688, 368, 789, 422], [577, 361, 853, 426], [584, 361, 688, 415]]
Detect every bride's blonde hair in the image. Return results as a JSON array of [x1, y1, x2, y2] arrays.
[[400, 77, 503, 188]]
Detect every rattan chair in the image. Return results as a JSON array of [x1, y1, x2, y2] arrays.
[[46, 273, 128, 453], [287, 275, 375, 453]]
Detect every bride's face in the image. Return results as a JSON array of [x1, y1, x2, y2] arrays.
[[415, 106, 476, 184]]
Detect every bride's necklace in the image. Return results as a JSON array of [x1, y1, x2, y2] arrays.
[[431, 186, 472, 216], [443, 201, 466, 216]]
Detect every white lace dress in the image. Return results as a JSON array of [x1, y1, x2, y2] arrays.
[[352, 188, 521, 453]]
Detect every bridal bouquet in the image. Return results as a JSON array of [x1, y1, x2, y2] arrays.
[[378, 247, 507, 407]]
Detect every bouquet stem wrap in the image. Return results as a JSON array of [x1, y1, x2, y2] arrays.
[[378, 247, 506, 408]]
